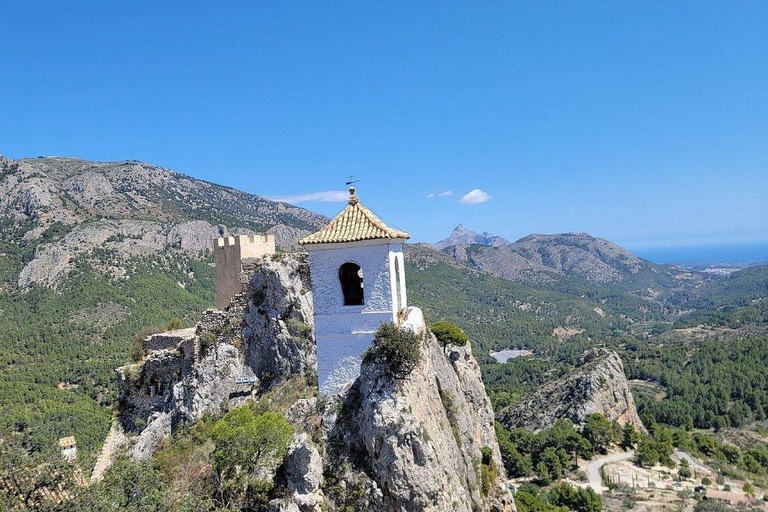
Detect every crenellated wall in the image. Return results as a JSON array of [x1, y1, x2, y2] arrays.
[[213, 234, 275, 309]]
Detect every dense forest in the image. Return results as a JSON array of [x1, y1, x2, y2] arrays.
[[0, 221, 216, 459], [626, 337, 768, 429], [404, 254, 662, 360]]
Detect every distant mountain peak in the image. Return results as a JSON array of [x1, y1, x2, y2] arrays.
[[434, 224, 510, 250]]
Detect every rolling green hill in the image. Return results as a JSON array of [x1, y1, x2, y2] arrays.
[[673, 265, 768, 328]]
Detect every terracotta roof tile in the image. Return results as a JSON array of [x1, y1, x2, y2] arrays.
[[58, 436, 76, 447], [299, 188, 409, 245]]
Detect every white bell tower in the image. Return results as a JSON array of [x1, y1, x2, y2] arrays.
[[299, 187, 409, 394]]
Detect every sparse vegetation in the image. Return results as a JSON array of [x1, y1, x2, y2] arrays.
[[440, 389, 462, 448], [363, 322, 422, 379], [285, 317, 313, 341], [430, 320, 468, 353], [479, 446, 497, 497]]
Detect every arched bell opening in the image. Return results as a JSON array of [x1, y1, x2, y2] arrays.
[[339, 262, 364, 306]]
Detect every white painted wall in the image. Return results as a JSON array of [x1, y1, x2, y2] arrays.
[[307, 240, 407, 394]]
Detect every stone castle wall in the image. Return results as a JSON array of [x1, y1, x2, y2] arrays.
[[214, 234, 275, 309]]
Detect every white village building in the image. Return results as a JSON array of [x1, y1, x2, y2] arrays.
[[58, 436, 77, 461], [299, 187, 409, 394]]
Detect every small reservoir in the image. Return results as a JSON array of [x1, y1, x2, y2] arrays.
[[489, 349, 533, 363]]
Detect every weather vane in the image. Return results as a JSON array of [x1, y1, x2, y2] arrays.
[[345, 173, 359, 186]]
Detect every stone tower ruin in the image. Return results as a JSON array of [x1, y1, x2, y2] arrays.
[[213, 234, 275, 309]]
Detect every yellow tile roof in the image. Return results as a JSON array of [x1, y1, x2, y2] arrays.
[[299, 188, 410, 245], [58, 436, 76, 447]]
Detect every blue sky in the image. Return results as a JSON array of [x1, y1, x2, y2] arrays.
[[2, 2, 767, 250]]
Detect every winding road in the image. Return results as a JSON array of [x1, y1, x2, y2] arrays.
[[585, 450, 635, 492], [585, 449, 740, 493]]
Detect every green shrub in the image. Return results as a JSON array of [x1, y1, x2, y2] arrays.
[[546, 482, 602, 512], [430, 321, 468, 352], [480, 446, 497, 497], [208, 405, 293, 509], [167, 317, 183, 330], [582, 413, 615, 454], [129, 337, 145, 363], [285, 317, 313, 341], [363, 322, 421, 378], [68, 457, 165, 511], [198, 332, 216, 358]]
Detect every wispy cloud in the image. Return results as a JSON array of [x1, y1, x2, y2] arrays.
[[426, 190, 454, 199], [268, 190, 348, 204], [459, 189, 492, 205]]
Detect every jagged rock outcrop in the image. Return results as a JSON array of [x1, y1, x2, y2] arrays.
[[324, 308, 514, 512], [114, 256, 514, 511], [116, 254, 316, 459], [241, 255, 315, 383], [271, 433, 325, 512], [434, 224, 510, 250], [499, 348, 646, 435]]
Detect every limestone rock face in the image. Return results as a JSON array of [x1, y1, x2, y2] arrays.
[[241, 255, 315, 385], [275, 433, 324, 512], [0, 154, 328, 288], [286, 433, 323, 495], [115, 255, 316, 459], [325, 308, 515, 512], [112, 257, 515, 511], [499, 348, 647, 434]]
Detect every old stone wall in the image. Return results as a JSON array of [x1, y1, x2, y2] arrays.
[[214, 234, 275, 309]]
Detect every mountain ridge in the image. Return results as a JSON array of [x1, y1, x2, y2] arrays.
[[438, 229, 709, 296], [434, 224, 510, 250], [1, 154, 329, 288]]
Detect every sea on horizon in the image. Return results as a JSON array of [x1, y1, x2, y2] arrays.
[[632, 242, 768, 267]]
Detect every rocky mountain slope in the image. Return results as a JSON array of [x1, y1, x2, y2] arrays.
[[116, 255, 315, 459], [434, 224, 510, 250], [441, 231, 708, 300], [111, 255, 515, 511], [497, 348, 646, 434], [0, 154, 326, 287], [404, 243, 667, 357]]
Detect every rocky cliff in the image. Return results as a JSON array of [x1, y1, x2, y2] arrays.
[[321, 307, 513, 512], [116, 254, 316, 458], [498, 348, 646, 435], [112, 256, 514, 511]]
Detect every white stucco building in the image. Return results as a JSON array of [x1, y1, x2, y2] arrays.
[[58, 436, 77, 461], [299, 187, 409, 394]]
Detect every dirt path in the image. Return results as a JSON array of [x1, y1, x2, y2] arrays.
[[674, 449, 740, 490]]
